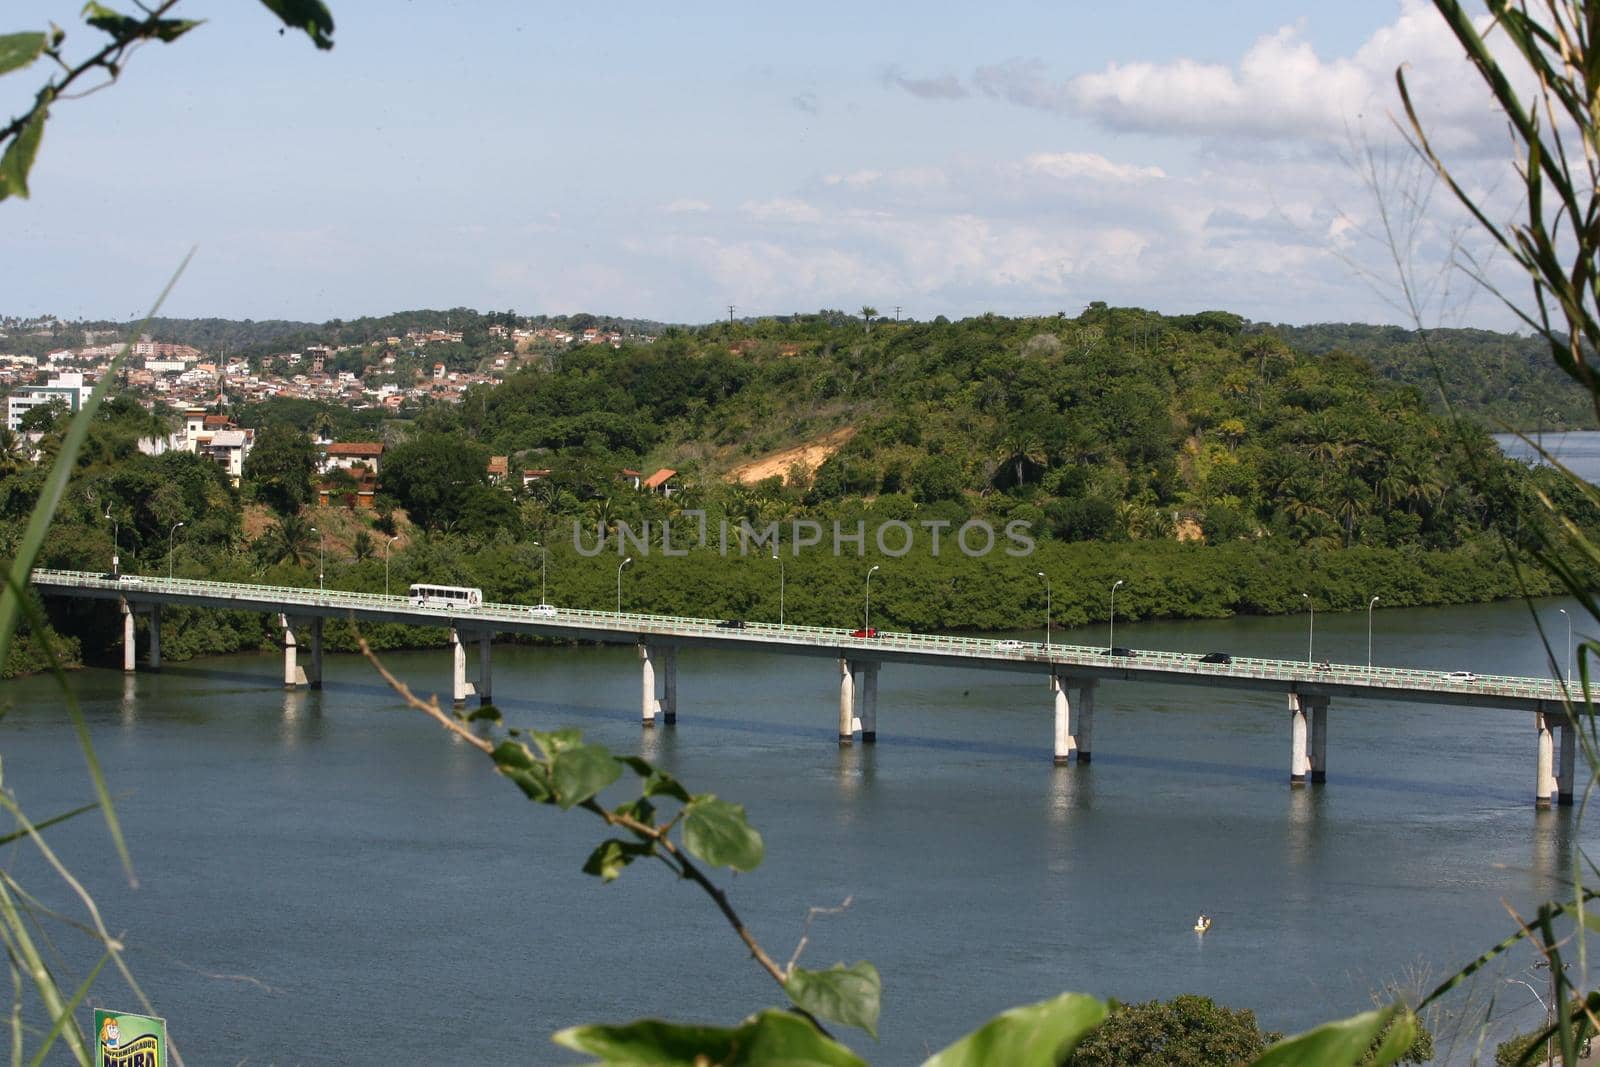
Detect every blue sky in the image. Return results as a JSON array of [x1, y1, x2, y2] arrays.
[[4, 1, 1519, 328]]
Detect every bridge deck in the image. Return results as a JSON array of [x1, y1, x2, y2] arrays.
[[31, 569, 1570, 712]]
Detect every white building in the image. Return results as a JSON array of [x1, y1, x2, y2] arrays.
[[5, 371, 89, 431]]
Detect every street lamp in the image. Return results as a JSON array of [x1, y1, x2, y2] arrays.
[[1560, 607, 1572, 685], [1367, 595, 1380, 670], [1302, 593, 1315, 665], [865, 564, 880, 633], [104, 507, 119, 577], [1108, 579, 1124, 652], [1037, 571, 1052, 647], [167, 522, 184, 583], [384, 535, 401, 597], [532, 540, 548, 605], [617, 556, 632, 614], [771, 550, 785, 626], [310, 526, 323, 593]]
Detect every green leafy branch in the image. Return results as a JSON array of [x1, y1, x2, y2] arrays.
[[354, 634, 881, 1046], [0, 0, 334, 201]]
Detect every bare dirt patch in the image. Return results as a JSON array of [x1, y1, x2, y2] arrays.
[[728, 427, 855, 485]]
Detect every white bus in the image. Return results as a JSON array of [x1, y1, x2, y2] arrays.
[[408, 583, 484, 608]]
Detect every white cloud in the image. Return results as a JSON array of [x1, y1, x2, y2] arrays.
[[1022, 152, 1166, 183], [740, 198, 824, 224]]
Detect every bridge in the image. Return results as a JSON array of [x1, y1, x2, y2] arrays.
[[31, 568, 1585, 808]]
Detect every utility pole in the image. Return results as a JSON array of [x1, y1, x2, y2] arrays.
[[894, 306, 901, 321], [727, 305, 736, 324]]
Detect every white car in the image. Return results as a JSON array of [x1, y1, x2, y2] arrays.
[[1446, 670, 1477, 682], [530, 604, 558, 618], [995, 640, 1025, 651]]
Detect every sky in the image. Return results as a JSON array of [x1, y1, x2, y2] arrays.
[[2, 1, 1531, 329]]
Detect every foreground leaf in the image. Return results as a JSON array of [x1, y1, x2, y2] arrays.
[[554, 1009, 868, 1066], [682, 795, 764, 872], [922, 992, 1107, 1067], [582, 839, 654, 883], [0, 32, 47, 76], [786, 961, 881, 1038], [0, 105, 46, 201], [552, 743, 623, 809], [1252, 1005, 1401, 1067], [491, 739, 551, 802], [256, 0, 336, 49]]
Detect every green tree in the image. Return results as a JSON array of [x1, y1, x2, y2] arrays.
[[382, 431, 489, 529], [861, 305, 877, 336], [16, 397, 68, 433], [1065, 995, 1280, 1066], [244, 421, 317, 516]]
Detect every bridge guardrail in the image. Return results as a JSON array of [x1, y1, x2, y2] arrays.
[[29, 569, 1569, 702]]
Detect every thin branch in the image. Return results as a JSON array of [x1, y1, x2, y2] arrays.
[[785, 896, 854, 978], [1, 0, 187, 146]]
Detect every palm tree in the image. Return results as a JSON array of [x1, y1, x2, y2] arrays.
[[860, 306, 878, 337], [351, 530, 374, 562], [271, 514, 315, 566]]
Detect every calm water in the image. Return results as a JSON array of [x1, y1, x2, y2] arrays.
[[4, 598, 1594, 1063], [1496, 429, 1600, 482]]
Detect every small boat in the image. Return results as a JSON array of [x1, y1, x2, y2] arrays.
[[1194, 915, 1211, 934]]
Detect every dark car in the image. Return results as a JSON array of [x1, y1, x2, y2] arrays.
[[1103, 646, 1134, 657], [1199, 651, 1232, 664], [851, 627, 879, 638], [717, 619, 746, 629]]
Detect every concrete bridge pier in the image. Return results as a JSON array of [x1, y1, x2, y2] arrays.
[[1309, 698, 1329, 784], [662, 646, 678, 725], [838, 657, 856, 744], [121, 598, 135, 673], [639, 642, 660, 726], [1075, 681, 1095, 763], [477, 631, 492, 706], [1536, 711, 1556, 809], [858, 661, 878, 743], [280, 614, 308, 688], [309, 617, 323, 691], [1558, 715, 1577, 807], [450, 628, 476, 705], [1052, 673, 1075, 765], [147, 605, 161, 671], [1289, 693, 1309, 786]]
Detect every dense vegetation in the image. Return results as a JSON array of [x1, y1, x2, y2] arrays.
[[4, 308, 1590, 669]]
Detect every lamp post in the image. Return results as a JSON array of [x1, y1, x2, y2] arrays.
[[617, 556, 632, 614], [1560, 607, 1572, 685], [384, 535, 400, 597], [1108, 578, 1124, 652], [310, 526, 323, 594], [772, 550, 785, 626], [533, 540, 547, 605], [104, 507, 119, 576], [1036, 571, 1052, 647], [865, 564, 880, 633], [167, 522, 184, 583], [1302, 593, 1315, 665], [1367, 595, 1380, 670]]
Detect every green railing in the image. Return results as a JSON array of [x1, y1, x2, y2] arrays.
[[30, 569, 1568, 703]]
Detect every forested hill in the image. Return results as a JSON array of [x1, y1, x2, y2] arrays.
[[1268, 322, 1594, 430], [405, 306, 1575, 556]]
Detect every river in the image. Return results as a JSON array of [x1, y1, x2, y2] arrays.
[[3, 597, 1592, 1063]]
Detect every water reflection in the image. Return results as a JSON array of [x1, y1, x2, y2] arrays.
[[835, 742, 875, 803], [1531, 806, 1575, 887], [1285, 784, 1325, 868], [119, 673, 137, 727], [1046, 763, 1092, 824], [278, 689, 322, 748]]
